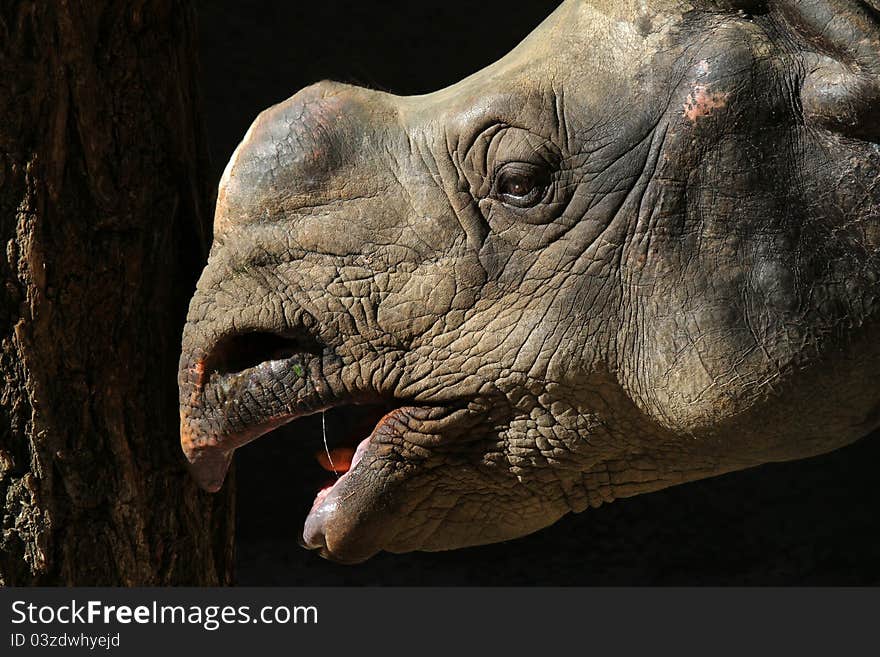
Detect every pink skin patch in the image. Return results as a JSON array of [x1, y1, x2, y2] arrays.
[[683, 84, 729, 123], [695, 59, 711, 78], [311, 485, 334, 511]]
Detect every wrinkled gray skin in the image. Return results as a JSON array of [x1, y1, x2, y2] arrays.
[[180, 0, 880, 563]]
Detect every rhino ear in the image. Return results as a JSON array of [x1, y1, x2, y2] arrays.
[[774, 0, 880, 140]]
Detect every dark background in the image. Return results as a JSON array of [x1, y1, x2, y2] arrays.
[[195, 0, 880, 585]]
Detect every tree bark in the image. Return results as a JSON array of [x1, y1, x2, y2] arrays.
[[0, 0, 234, 585]]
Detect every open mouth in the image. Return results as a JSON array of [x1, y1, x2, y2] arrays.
[[181, 328, 424, 558], [235, 398, 401, 550], [284, 400, 399, 511], [181, 322, 491, 561]]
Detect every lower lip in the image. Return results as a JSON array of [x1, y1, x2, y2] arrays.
[[309, 436, 371, 511]]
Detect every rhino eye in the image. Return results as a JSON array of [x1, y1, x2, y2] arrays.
[[493, 162, 551, 208]]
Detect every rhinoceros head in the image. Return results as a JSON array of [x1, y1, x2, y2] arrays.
[[180, 0, 880, 562]]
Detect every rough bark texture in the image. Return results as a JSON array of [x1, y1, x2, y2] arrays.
[[0, 0, 234, 585]]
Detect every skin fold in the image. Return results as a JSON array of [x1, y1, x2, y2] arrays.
[[179, 0, 880, 563]]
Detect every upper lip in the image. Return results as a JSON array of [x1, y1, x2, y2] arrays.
[[179, 327, 365, 491]]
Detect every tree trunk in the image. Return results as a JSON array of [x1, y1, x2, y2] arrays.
[[0, 0, 234, 585]]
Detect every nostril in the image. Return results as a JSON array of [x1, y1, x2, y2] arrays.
[[204, 331, 322, 377]]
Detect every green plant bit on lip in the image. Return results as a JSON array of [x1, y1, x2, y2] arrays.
[[292, 364, 304, 377]]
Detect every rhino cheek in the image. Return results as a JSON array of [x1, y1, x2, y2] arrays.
[[377, 266, 459, 339]]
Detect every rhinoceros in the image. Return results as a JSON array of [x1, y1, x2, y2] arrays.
[[179, 0, 880, 563]]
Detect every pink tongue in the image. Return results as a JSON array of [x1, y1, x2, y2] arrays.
[[309, 436, 371, 512]]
